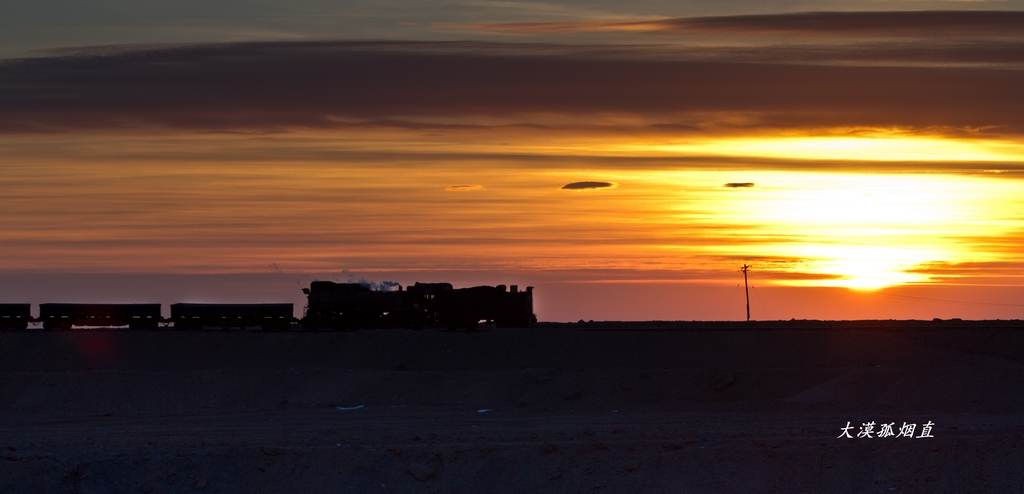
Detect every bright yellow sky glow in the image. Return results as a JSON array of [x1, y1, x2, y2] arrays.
[[622, 135, 1024, 162], [642, 170, 1024, 289], [292, 130, 1024, 166], [3, 133, 1024, 295]]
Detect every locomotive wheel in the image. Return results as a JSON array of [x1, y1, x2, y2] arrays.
[[177, 320, 201, 330], [260, 321, 289, 331], [445, 319, 478, 330], [496, 318, 531, 328]]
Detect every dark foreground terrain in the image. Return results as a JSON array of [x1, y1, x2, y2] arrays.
[[2, 320, 1024, 493]]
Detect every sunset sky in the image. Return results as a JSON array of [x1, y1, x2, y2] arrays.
[[3, 1, 1024, 321]]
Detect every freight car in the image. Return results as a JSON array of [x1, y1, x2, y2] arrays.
[[170, 303, 294, 330], [301, 281, 535, 330], [38, 303, 162, 330], [0, 304, 32, 330]]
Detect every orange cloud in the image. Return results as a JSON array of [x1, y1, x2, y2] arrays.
[[436, 11, 1024, 38], [446, 184, 485, 191]]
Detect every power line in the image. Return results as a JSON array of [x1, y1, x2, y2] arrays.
[[750, 284, 772, 320], [725, 284, 740, 321], [741, 264, 751, 322]]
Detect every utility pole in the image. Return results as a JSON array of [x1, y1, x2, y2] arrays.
[[741, 264, 751, 322]]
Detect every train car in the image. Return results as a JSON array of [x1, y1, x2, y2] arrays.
[[301, 282, 429, 329], [170, 303, 294, 330], [0, 304, 32, 330], [301, 281, 535, 330], [38, 303, 161, 329]]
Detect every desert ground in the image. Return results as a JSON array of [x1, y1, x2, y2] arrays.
[[2, 320, 1023, 493]]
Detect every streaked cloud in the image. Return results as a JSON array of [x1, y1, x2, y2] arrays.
[[562, 181, 615, 190], [723, 182, 755, 188], [437, 11, 1024, 38], [446, 184, 485, 191], [2, 39, 1024, 138]]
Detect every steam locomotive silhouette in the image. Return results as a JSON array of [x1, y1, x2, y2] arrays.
[[0, 281, 535, 330], [302, 281, 535, 330]]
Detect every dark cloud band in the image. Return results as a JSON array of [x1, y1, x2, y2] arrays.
[[2, 39, 1024, 135]]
